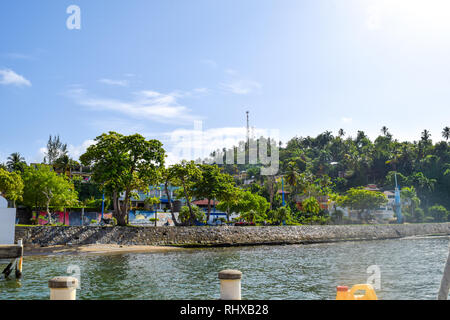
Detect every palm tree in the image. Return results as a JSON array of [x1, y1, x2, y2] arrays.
[[442, 126, 450, 141], [421, 129, 431, 142], [381, 126, 389, 136], [6, 152, 26, 172], [285, 162, 300, 189], [338, 129, 345, 138]]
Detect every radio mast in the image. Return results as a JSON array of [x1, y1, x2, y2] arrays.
[[246, 110, 250, 146]]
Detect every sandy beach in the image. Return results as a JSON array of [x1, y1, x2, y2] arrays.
[[23, 244, 184, 256]]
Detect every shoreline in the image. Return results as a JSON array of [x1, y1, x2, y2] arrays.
[[23, 244, 184, 257], [15, 223, 450, 251]]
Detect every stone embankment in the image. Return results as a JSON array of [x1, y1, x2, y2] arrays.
[[15, 223, 450, 247]]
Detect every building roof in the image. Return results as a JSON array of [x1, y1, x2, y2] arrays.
[[364, 184, 381, 191], [192, 199, 219, 206]]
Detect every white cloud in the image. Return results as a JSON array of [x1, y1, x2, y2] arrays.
[[341, 117, 353, 123], [67, 88, 199, 124], [4, 53, 34, 60], [221, 79, 262, 95], [201, 59, 218, 68], [220, 68, 262, 95], [0, 69, 31, 87], [366, 5, 382, 31], [99, 78, 129, 87], [225, 68, 238, 75], [68, 140, 96, 160]]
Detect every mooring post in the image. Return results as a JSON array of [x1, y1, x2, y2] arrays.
[[15, 239, 23, 279], [438, 246, 450, 300], [49, 277, 78, 300], [218, 269, 242, 300]]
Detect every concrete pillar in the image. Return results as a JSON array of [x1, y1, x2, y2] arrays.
[[218, 269, 242, 300], [49, 277, 79, 300]]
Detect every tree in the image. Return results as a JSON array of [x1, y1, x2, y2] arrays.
[[421, 130, 432, 143], [144, 196, 160, 226], [178, 205, 204, 225], [168, 160, 202, 225], [80, 132, 165, 226], [338, 129, 345, 138], [54, 155, 79, 177], [284, 161, 300, 191], [22, 164, 78, 223], [193, 164, 235, 223], [6, 152, 26, 172], [44, 135, 68, 165], [428, 205, 448, 222], [161, 167, 180, 226], [0, 168, 24, 207], [338, 187, 387, 221], [216, 187, 244, 222], [272, 206, 292, 225], [401, 186, 421, 222], [381, 126, 390, 137], [442, 127, 450, 141], [236, 191, 270, 223], [302, 196, 320, 215]]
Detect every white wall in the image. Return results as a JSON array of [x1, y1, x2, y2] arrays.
[[0, 208, 16, 244]]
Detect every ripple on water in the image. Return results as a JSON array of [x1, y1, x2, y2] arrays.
[[0, 236, 448, 300]]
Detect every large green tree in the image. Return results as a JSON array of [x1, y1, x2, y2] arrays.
[[193, 164, 235, 223], [0, 168, 24, 207], [22, 164, 78, 223], [80, 132, 165, 226], [337, 188, 387, 221], [169, 161, 202, 225]]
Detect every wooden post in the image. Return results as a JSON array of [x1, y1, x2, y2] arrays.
[[49, 277, 78, 300], [218, 269, 242, 300], [1, 240, 23, 279], [15, 239, 23, 279]]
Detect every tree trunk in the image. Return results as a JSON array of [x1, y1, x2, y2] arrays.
[[46, 200, 52, 225], [165, 181, 179, 226], [206, 198, 212, 224], [113, 191, 127, 226], [182, 179, 195, 225], [268, 176, 275, 210]]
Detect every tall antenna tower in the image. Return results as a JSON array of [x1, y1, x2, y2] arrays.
[[246, 110, 250, 145]]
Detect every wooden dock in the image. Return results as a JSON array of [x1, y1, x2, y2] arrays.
[[0, 244, 23, 259], [0, 240, 23, 279]]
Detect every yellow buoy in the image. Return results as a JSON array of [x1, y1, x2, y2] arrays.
[[336, 284, 378, 300]]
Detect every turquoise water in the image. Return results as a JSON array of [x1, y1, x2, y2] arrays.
[[1, 236, 449, 300]]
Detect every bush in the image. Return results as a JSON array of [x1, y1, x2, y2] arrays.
[[412, 208, 425, 223], [331, 209, 345, 223], [428, 205, 449, 222], [179, 205, 205, 225], [298, 215, 330, 225]]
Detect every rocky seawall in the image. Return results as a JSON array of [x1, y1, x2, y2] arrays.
[[15, 223, 450, 247]]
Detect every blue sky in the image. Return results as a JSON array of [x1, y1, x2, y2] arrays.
[[1, 0, 450, 164]]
